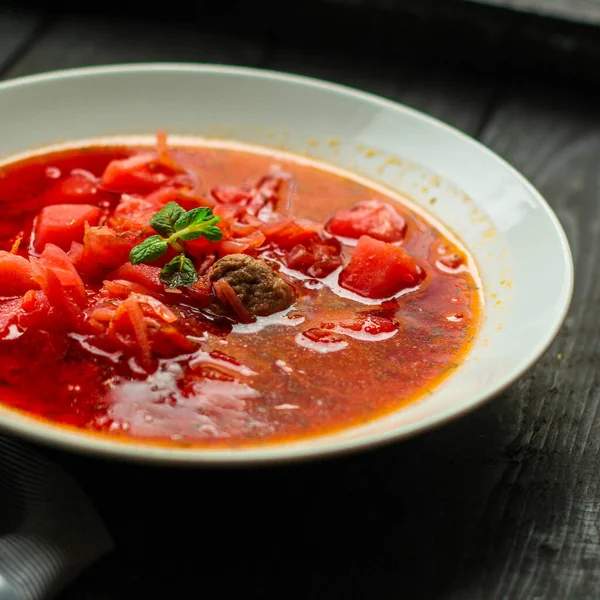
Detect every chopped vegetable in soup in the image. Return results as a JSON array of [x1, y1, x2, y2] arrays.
[[0, 134, 481, 446]]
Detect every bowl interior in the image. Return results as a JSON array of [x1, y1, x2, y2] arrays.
[[0, 65, 573, 464]]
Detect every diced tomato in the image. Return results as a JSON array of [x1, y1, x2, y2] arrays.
[[107, 194, 163, 234], [101, 153, 176, 194], [327, 200, 406, 243], [107, 263, 164, 294], [38, 172, 110, 207], [183, 275, 213, 307], [33, 204, 102, 253], [213, 203, 240, 222], [0, 252, 37, 296], [184, 237, 212, 260], [29, 258, 84, 329], [144, 186, 179, 206], [37, 244, 86, 306], [72, 225, 136, 279], [261, 217, 321, 249], [339, 235, 424, 299]]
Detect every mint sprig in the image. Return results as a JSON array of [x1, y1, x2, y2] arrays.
[[160, 254, 198, 288], [129, 201, 222, 287]]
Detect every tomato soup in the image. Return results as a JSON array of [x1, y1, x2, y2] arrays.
[[0, 135, 481, 446]]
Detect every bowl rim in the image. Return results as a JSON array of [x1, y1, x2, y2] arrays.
[[0, 63, 575, 466]]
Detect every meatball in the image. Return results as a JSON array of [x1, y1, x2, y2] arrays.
[[209, 254, 296, 317]]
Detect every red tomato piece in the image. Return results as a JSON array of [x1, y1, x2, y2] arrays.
[[184, 237, 211, 259], [107, 263, 164, 294], [107, 194, 162, 234], [72, 225, 136, 279], [144, 186, 179, 206], [38, 172, 105, 207], [29, 258, 84, 329], [37, 244, 86, 306], [183, 275, 213, 307], [327, 200, 406, 243], [33, 204, 102, 253], [0, 252, 37, 296], [339, 235, 423, 299], [101, 153, 174, 194]]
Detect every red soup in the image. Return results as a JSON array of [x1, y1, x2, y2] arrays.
[[0, 135, 481, 447]]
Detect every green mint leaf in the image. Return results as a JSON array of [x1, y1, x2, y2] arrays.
[[130, 235, 168, 264], [160, 254, 198, 288], [201, 225, 223, 242], [174, 207, 214, 231], [150, 202, 186, 236], [179, 230, 208, 242], [179, 224, 223, 242]]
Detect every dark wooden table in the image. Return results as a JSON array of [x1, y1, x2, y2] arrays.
[[1, 4, 599, 599]]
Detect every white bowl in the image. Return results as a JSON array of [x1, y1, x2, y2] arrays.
[[0, 64, 573, 465]]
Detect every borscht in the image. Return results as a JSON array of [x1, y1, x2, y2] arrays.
[[0, 134, 481, 446]]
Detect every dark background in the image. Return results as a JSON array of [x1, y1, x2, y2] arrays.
[[1, 1, 600, 598]]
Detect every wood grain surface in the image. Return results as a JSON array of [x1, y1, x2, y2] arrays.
[[0, 10, 598, 600]]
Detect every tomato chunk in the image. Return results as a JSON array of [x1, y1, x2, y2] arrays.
[[37, 244, 86, 306], [73, 225, 135, 275], [0, 252, 37, 296], [101, 153, 176, 194], [107, 193, 162, 234], [38, 172, 107, 207], [107, 263, 164, 295], [33, 204, 102, 252], [327, 200, 406, 243], [339, 235, 423, 299]]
